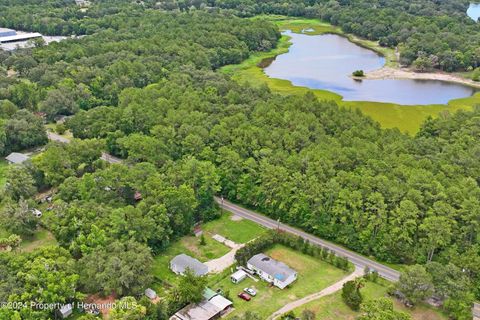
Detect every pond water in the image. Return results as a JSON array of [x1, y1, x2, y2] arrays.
[[263, 31, 476, 105], [467, 3, 480, 21]]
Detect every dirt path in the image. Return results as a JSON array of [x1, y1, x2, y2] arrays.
[[268, 266, 364, 319], [205, 240, 244, 273], [364, 67, 480, 89]]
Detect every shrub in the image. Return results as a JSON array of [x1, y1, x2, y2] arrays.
[[342, 280, 364, 311], [472, 68, 480, 81], [56, 123, 67, 134], [352, 70, 365, 77]]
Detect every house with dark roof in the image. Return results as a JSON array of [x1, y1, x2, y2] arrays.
[[247, 253, 297, 289], [170, 254, 209, 276], [5, 152, 29, 165]]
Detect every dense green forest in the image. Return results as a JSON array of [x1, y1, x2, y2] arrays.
[[0, 1, 479, 319], [1, 0, 479, 71]]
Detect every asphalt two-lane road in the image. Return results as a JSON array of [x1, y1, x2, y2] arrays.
[[216, 197, 400, 282]]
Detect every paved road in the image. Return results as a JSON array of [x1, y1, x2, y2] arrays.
[[216, 198, 400, 282], [47, 131, 123, 165], [269, 267, 363, 319]]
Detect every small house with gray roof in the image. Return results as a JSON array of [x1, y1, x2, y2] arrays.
[[170, 253, 209, 276], [247, 253, 297, 289], [5, 152, 29, 165]]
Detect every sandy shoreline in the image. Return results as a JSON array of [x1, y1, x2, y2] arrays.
[[364, 66, 480, 89]]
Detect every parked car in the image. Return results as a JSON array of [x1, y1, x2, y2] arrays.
[[31, 209, 42, 218], [238, 292, 251, 301], [243, 288, 257, 296]]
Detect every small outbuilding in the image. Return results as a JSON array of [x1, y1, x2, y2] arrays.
[[170, 254, 208, 276], [145, 288, 157, 300], [231, 270, 247, 284], [58, 303, 73, 319], [5, 152, 29, 165]]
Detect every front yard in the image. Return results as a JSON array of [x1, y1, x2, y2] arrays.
[[202, 212, 267, 244], [152, 212, 267, 289], [209, 245, 348, 319]]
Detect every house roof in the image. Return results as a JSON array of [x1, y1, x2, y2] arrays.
[[0, 28, 16, 36], [202, 288, 217, 301], [145, 288, 157, 299], [171, 254, 208, 276], [171, 300, 219, 320], [5, 152, 29, 164], [247, 253, 296, 281], [0, 32, 42, 43], [171, 292, 232, 320], [209, 295, 232, 310], [59, 303, 73, 315]]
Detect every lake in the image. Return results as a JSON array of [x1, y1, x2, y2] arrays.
[[468, 3, 480, 21], [263, 31, 476, 105]]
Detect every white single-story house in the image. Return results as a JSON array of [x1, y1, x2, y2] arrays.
[[170, 288, 232, 320], [231, 270, 247, 284], [5, 152, 29, 165], [247, 253, 297, 289], [145, 288, 157, 300], [170, 254, 208, 276], [58, 304, 73, 319]]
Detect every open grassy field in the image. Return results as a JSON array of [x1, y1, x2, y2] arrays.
[[222, 16, 479, 134], [292, 280, 447, 320], [19, 227, 58, 252], [209, 245, 348, 319], [203, 212, 267, 244]]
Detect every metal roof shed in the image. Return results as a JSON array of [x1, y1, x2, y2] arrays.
[[5, 152, 29, 164]]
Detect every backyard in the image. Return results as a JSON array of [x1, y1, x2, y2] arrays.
[[209, 245, 348, 319]]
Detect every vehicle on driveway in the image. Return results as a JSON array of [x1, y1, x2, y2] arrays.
[[243, 288, 257, 296], [238, 292, 251, 301]]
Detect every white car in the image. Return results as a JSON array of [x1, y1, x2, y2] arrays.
[[31, 209, 42, 218], [243, 288, 257, 296]]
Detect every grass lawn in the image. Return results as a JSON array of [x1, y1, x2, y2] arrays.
[[45, 123, 73, 139], [293, 281, 447, 320], [19, 227, 58, 252], [0, 225, 57, 252], [202, 212, 267, 244], [208, 245, 348, 319], [152, 234, 230, 287], [221, 16, 478, 134]]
